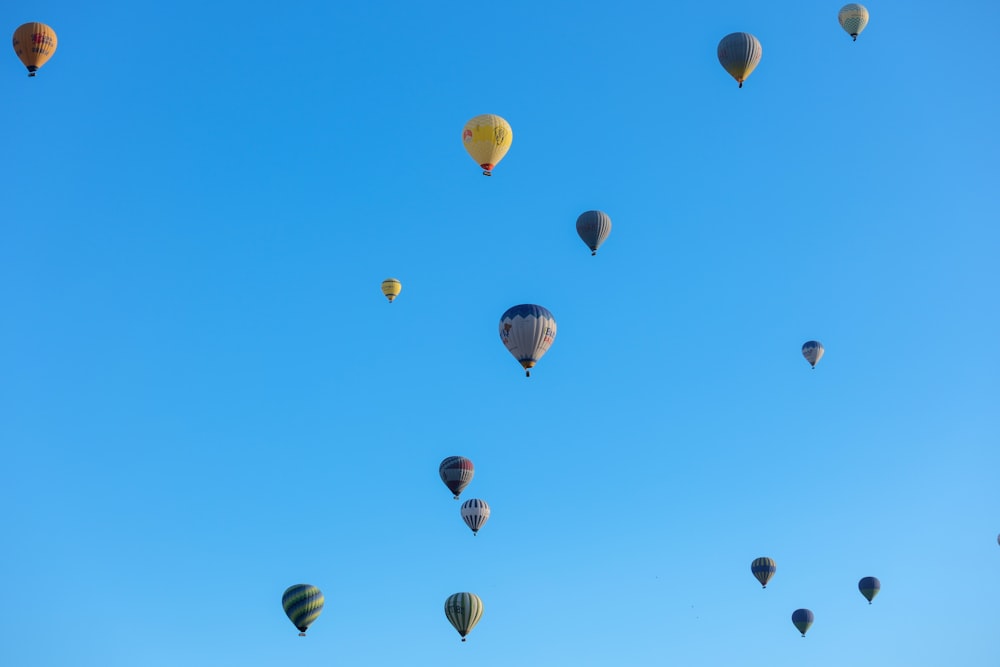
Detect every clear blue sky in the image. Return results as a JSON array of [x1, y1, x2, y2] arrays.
[[2, 1, 998, 665]]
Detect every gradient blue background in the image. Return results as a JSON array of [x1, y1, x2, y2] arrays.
[[2, 2, 998, 665]]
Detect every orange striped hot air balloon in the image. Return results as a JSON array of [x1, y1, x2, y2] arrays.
[[12, 22, 57, 77]]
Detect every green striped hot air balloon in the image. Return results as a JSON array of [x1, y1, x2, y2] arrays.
[[444, 592, 483, 642], [282, 584, 324, 636]]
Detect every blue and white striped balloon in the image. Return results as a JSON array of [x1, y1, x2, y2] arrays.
[[499, 304, 557, 377], [460, 498, 490, 535]]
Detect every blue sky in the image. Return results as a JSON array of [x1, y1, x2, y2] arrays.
[[2, 1, 998, 665]]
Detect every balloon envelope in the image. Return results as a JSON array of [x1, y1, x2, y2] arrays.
[[791, 608, 814, 636], [282, 584, 324, 635], [12, 22, 57, 76], [751, 557, 776, 588], [802, 340, 824, 368], [460, 498, 490, 535], [499, 304, 557, 377], [717, 32, 761, 87], [381, 278, 402, 303], [838, 4, 870, 40], [439, 456, 475, 499], [462, 114, 513, 175], [858, 576, 881, 603], [445, 592, 484, 641], [576, 210, 612, 256]]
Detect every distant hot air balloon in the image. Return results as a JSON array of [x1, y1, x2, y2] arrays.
[[499, 304, 557, 377], [858, 576, 880, 604], [838, 4, 869, 41], [460, 498, 490, 535], [381, 278, 402, 303], [439, 456, 475, 499], [12, 22, 57, 77], [462, 114, 512, 176], [717, 32, 762, 88], [282, 584, 324, 636], [445, 592, 484, 641], [751, 557, 776, 589], [791, 608, 814, 637], [576, 210, 612, 256], [802, 341, 825, 368]]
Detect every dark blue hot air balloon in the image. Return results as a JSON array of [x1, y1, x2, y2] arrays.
[[791, 608, 814, 637], [858, 576, 880, 604]]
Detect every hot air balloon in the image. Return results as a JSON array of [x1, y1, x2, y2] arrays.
[[462, 114, 512, 176], [445, 592, 484, 641], [751, 557, 776, 589], [12, 22, 57, 77], [802, 341, 825, 368], [282, 584, 324, 636], [576, 210, 612, 256], [791, 608, 814, 637], [499, 304, 557, 377], [439, 456, 475, 499], [717, 32, 761, 88], [838, 4, 869, 41], [381, 278, 402, 303], [858, 576, 880, 604], [460, 498, 490, 535]]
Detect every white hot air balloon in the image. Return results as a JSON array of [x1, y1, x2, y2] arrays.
[[460, 498, 490, 535], [499, 304, 557, 377]]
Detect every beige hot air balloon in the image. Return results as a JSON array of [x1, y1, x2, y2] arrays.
[[462, 114, 512, 176], [381, 278, 402, 303], [12, 22, 57, 77], [838, 4, 870, 41]]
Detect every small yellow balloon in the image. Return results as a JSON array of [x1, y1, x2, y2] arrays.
[[381, 278, 402, 303], [12, 22, 57, 77], [462, 114, 512, 176]]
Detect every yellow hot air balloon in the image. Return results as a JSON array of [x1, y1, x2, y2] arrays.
[[12, 22, 57, 77], [381, 278, 402, 303], [462, 114, 512, 176]]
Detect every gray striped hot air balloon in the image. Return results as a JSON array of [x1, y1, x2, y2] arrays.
[[838, 4, 869, 41], [460, 498, 490, 535], [576, 210, 612, 256], [717, 32, 762, 88], [282, 584, 324, 636], [445, 592, 484, 641], [499, 304, 557, 377]]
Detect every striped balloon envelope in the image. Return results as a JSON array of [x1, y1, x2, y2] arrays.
[[460, 498, 490, 535], [12, 22, 57, 77], [791, 608, 814, 637], [576, 210, 612, 256], [462, 114, 513, 176], [381, 278, 402, 303], [751, 557, 776, 588], [717, 32, 762, 88], [499, 304, 557, 377], [838, 4, 870, 41], [801, 340, 824, 368], [282, 584, 325, 636], [444, 592, 484, 641], [858, 576, 880, 604], [439, 456, 475, 499]]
